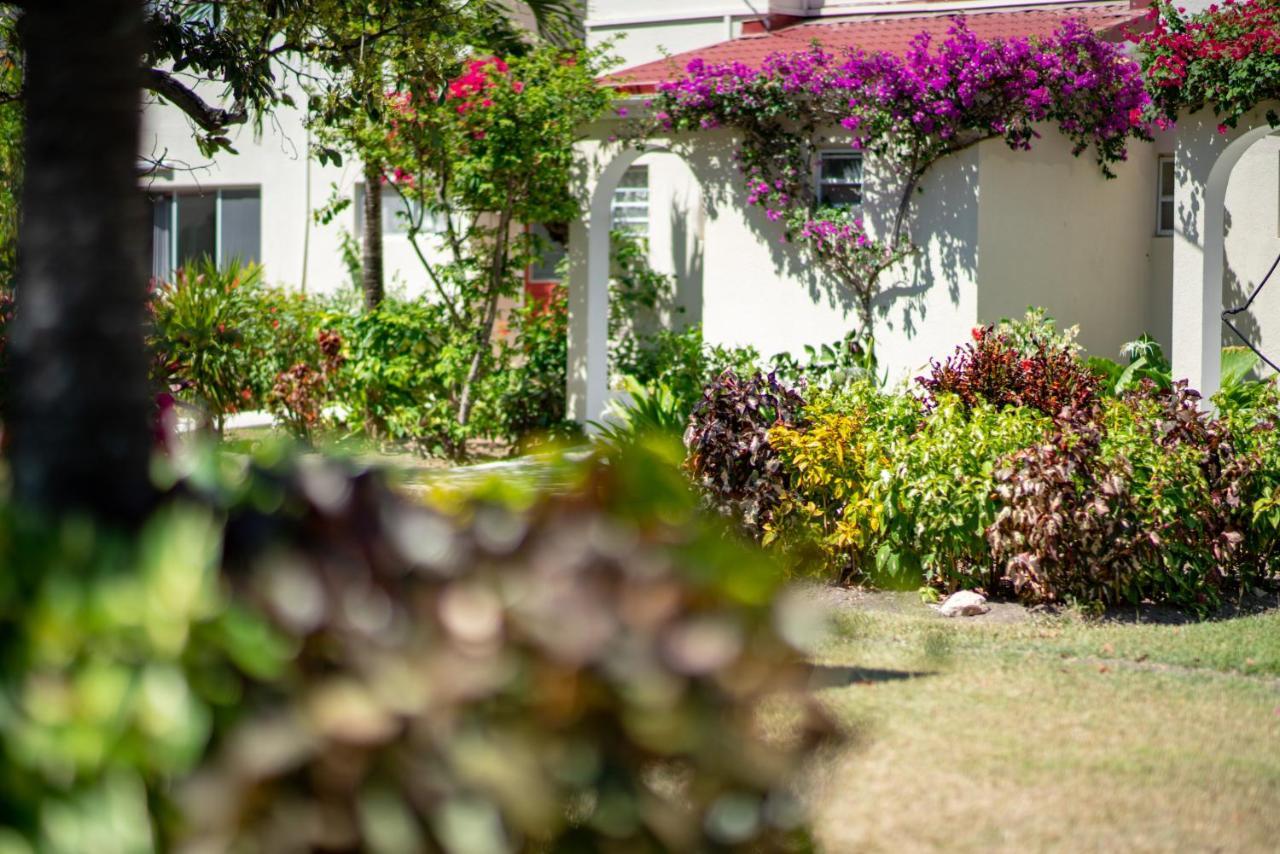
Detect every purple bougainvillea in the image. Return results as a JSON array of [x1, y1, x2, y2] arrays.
[[650, 20, 1151, 338]]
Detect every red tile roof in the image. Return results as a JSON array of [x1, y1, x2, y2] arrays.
[[603, 2, 1151, 94]]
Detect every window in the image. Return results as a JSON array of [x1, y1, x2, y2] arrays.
[[1156, 155, 1175, 236], [148, 187, 261, 281], [817, 152, 863, 208], [528, 223, 567, 283], [354, 183, 441, 236], [611, 165, 649, 234]]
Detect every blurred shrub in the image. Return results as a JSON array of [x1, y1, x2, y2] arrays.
[[0, 284, 13, 420], [684, 370, 807, 537], [0, 503, 287, 852], [207, 442, 831, 851], [0, 444, 833, 851]]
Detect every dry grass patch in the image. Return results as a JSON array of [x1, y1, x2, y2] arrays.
[[806, 604, 1280, 852]]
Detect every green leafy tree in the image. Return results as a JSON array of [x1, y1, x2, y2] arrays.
[[383, 42, 612, 431], [284, 0, 580, 309]]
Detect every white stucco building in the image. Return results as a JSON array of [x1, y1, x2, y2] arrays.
[[138, 1, 1280, 424], [565, 0, 1280, 421]]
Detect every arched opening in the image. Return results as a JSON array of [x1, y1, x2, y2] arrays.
[[1171, 105, 1280, 399], [567, 142, 703, 424]]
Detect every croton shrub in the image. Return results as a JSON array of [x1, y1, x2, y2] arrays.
[[687, 311, 1280, 611]]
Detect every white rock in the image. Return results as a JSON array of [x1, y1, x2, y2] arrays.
[[935, 590, 991, 618]]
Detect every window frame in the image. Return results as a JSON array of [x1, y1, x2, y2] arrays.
[[150, 185, 261, 274], [815, 150, 864, 210], [1156, 154, 1175, 237]]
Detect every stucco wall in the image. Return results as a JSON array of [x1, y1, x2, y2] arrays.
[[141, 90, 444, 297], [975, 130, 1154, 362], [632, 151, 706, 325], [571, 129, 984, 388], [588, 18, 734, 69]]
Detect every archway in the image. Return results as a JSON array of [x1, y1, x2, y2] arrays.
[[1171, 104, 1280, 399], [566, 141, 695, 424]]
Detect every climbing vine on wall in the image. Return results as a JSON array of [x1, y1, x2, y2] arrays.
[[645, 20, 1150, 347]]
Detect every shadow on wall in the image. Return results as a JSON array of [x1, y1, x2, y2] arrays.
[[1222, 207, 1265, 353], [873, 150, 978, 343], [675, 130, 978, 340], [669, 194, 704, 326]]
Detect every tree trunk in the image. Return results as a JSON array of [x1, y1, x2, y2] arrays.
[[361, 159, 385, 310], [456, 213, 512, 431], [8, 0, 153, 526]]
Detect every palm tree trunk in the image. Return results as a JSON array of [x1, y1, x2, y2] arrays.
[[8, 0, 153, 526], [361, 159, 385, 310]]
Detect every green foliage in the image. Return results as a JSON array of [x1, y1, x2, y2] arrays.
[[0, 502, 288, 850], [591, 380, 690, 452], [149, 258, 268, 430], [325, 297, 497, 455], [616, 325, 759, 419], [0, 15, 20, 292], [770, 329, 877, 392], [871, 395, 1053, 588], [0, 443, 831, 851], [700, 312, 1280, 610], [995, 307, 1082, 358], [498, 289, 581, 446]]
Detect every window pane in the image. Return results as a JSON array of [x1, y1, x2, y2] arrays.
[[220, 188, 261, 267], [176, 192, 217, 269], [1160, 158, 1175, 196], [617, 165, 648, 188], [529, 223, 566, 282], [150, 193, 172, 283], [612, 166, 649, 233], [820, 183, 862, 207], [1160, 200, 1175, 234], [382, 188, 413, 234], [822, 154, 862, 184]]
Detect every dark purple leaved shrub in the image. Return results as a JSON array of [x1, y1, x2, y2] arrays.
[[684, 369, 806, 536]]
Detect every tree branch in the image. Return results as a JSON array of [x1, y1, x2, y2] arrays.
[[142, 67, 247, 134]]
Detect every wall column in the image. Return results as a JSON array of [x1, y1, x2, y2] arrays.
[[568, 143, 669, 425], [1171, 108, 1277, 401]]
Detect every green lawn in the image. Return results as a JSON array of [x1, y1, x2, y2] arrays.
[[805, 597, 1280, 852]]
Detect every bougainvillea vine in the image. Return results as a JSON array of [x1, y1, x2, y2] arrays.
[[1135, 0, 1280, 131], [648, 20, 1151, 341]]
